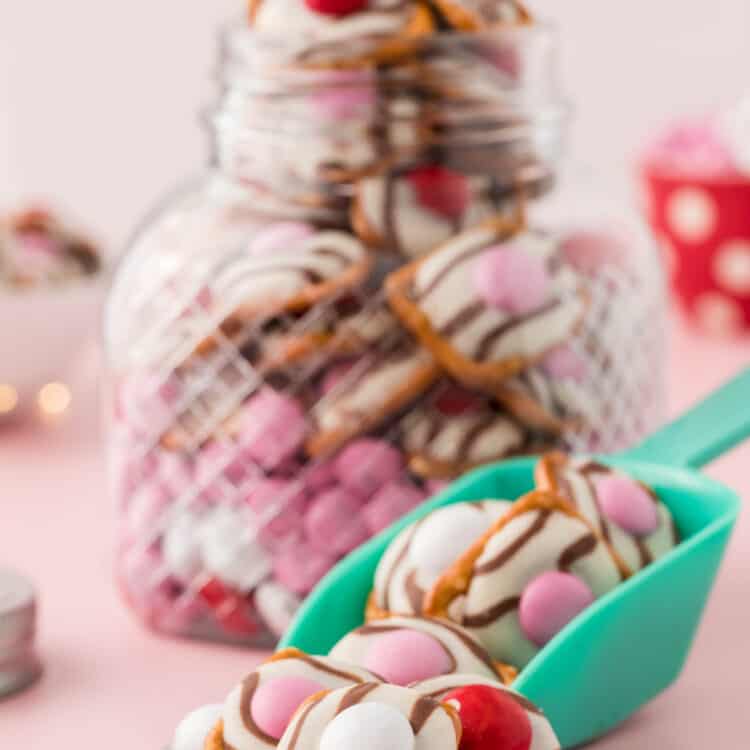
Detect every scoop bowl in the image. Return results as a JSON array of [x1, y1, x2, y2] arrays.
[[281, 369, 749, 748]]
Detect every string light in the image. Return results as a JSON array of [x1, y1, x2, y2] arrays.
[[37, 382, 72, 416], [0, 384, 18, 415]]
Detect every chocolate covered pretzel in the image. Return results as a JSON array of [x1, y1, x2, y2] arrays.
[[306, 344, 440, 457], [352, 167, 512, 260], [369, 501, 512, 617], [386, 222, 588, 392], [208, 648, 381, 750], [276, 683, 461, 750], [425, 491, 629, 668], [535, 453, 680, 572], [493, 349, 593, 435], [195, 224, 373, 355], [400, 391, 532, 479], [330, 615, 516, 686]]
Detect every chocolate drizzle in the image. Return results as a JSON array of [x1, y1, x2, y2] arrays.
[[438, 300, 485, 337], [381, 526, 417, 609], [634, 538, 652, 568], [424, 616, 504, 678], [456, 412, 504, 462], [474, 298, 562, 361], [295, 652, 372, 683], [382, 172, 401, 255], [409, 696, 440, 734], [336, 682, 380, 714], [239, 673, 276, 744], [474, 510, 551, 576], [286, 693, 325, 750], [462, 595, 520, 628], [576, 462, 612, 543], [558, 533, 597, 571], [414, 236, 491, 302], [404, 570, 426, 613]]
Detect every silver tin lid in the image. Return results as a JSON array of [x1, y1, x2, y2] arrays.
[[0, 568, 42, 698]]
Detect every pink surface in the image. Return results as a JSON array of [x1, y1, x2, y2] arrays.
[[0, 315, 749, 749]]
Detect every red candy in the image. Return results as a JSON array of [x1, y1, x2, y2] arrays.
[[433, 384, 484, 416], [197, 575, 234, 609], [216, 597, 262, 636], [444, 685, 532, 750], [408, 165, 471, 220], [304, 0, 368, 17]]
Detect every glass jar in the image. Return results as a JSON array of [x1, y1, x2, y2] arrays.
[[105, 23, 664, 646]]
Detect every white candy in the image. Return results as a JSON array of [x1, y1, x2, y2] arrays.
[[319, 703, 415, 750], [200, 507, 271, 592], [409, 505, 494, 578], [255, 581, 301, 637], [162, 511, 204, 582], [171, 704, 223, 750]]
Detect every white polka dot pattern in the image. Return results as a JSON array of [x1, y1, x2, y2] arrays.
[[713, 240, 750, 296], [694, 292, 743, 336], [666, 187, 717, 243]]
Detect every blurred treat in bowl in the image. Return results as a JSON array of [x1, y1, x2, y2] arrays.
[[0, 206, 106, 423], [641, 95, 750, 336]]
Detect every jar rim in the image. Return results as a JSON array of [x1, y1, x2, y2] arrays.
[[220, 15, 562, 81], [222, 14, 561, 46]]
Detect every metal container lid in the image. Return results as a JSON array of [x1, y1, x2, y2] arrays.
[[0, 568, 42, 698]]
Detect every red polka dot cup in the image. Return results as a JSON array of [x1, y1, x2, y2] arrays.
[[643, 167, 750, 336]]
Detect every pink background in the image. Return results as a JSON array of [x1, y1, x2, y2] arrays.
[[0, 315, 748, 748], [1, 1, 750, 747]]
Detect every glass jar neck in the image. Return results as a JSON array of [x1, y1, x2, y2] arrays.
[[211, 23, 569, 202]]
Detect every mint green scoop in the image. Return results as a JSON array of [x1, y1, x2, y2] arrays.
[[281, 368, 749, 748]]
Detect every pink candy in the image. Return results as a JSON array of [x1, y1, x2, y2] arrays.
[[305, 488, 369, 556], [595, 474, 660, 537], [303, 460, 338, 493], [246, 478, 308, 546], [196, 440, 254, 487], [247, 222, 315, 255], [237, 388, 308, 471], [363, 481, 426, 535], [251, 677, 326, 739], [273, 541, 337, 595], [363, 629, 452, 685], [519, 571, 595, 647], [473, 244, 551, 315], [310, 71, 377, 121], [334, 439, 404, 498], [540, 344, 588, 383]]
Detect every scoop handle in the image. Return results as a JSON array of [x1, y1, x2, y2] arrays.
[[624, 367, 750, 470]]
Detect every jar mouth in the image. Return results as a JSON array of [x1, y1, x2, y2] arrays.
[[220, 18, 564, 98], [216, 18, 570, 126], [222, 15, 561, 55], [211, 17, 570, 207]]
